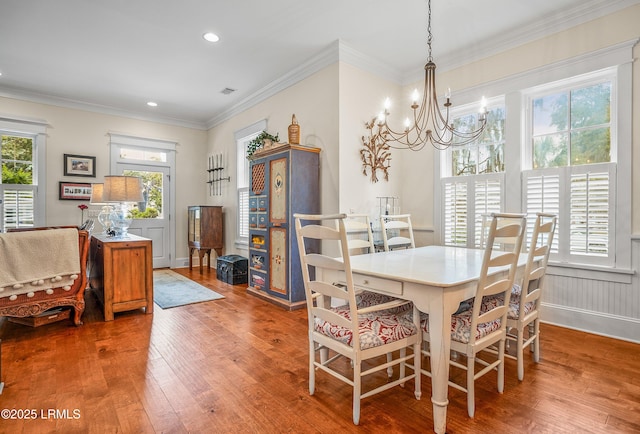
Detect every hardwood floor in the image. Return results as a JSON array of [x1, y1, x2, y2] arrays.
[[1, 267, 639, 433]]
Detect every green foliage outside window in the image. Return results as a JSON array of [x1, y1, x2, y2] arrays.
[[123, 169, 163, 218], [532, 82, 611, 168], [451, 107, 505, 176], [1, 136, 33, 184]]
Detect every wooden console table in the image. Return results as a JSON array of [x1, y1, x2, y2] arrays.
[[89, 234, 153, 321]]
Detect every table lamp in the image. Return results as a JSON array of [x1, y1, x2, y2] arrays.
[[103, 175, 144, 236]]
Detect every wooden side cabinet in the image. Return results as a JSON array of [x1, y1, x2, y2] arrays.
[[188, 205, 223, 272], [89, 234, 153, 321]]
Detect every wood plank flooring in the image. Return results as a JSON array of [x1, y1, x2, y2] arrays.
[[0, 267, 639, 433]]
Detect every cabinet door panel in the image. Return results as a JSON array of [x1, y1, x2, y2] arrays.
[[269, 157, 287, 224], [269, 227, 287, 295]]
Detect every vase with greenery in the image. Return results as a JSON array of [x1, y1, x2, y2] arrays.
[[247, 131, 279, 158]]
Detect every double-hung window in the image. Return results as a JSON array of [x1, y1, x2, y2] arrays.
[[523, 71, 615, 266], [0, 119, 46, 232], [441, 101, 506, 247]]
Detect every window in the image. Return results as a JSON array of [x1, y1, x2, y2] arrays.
[[436, 42, 632, 271], [524, 71, 615, 266], [441, 103, 506, 247], [0, 118, 46, 232], [235, 120, 266, 245]]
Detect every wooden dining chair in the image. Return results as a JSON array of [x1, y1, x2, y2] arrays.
[[485, 212, 557, 381], [343, 213, 408, 311], [380, 214, 415, 251], [294, 213, 422, 425], [344, 213, 375, 255], [421, 213, 526, 417]]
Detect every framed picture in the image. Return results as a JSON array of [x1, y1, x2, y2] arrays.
[[59, 182, 92, 200], [64, 154, 96, 177]]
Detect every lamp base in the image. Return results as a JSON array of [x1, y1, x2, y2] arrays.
[[111, 203, 133, 237]]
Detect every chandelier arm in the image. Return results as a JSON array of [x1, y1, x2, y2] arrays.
[[362, 0, 487, 154]]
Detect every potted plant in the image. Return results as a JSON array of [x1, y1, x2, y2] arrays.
[[247, 131, 280, 157]]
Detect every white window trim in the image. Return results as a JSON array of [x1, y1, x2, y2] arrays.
[[234, 119, 267, 248], [0, 117, 47, 229]]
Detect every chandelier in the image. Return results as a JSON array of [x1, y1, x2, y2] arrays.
[[365, 0, 487, 151]]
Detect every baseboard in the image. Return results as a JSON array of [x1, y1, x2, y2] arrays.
[[246, 286, 306, 311], [541, 302, 640, 344]]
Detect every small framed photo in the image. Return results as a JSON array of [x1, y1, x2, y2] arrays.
[[64, 154, 96, 177], [59, 182, 93, 200]]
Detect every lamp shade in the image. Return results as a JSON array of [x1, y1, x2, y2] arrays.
[[103, 176, 144, 202], [90, 183, 105, 204]]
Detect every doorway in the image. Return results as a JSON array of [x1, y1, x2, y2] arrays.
[[116, 163, 171, 268]]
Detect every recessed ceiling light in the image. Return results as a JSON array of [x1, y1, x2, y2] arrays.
[[203, 32, 220, 43], [147, 101, 158, 107]]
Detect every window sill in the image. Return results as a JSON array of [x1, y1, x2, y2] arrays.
[[547, 261, 634, 284]]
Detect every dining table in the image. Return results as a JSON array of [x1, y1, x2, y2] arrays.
[[323, 245, 528, 434]]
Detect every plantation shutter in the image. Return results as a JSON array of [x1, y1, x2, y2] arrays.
[[523, 171, 560, 254], [523, 163, 614, 264], [238, 188, 249, 239], [2, 188, 35, 229], [569, 164, 614, 259], [474, 176, 503, 247], [443, 180, 467, 246]]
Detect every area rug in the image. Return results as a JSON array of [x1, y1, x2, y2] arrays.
[[153, 269, 224, 309]]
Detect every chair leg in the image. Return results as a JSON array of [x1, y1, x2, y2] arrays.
[[387, 352, 394, 378], [497, 339, 506, 394], [413, 341, 422, 400], [353, 358, 362, 425], [533, 319, 541, 363], [467, 354, 476, 418], [309, 341, 316, 395], [516, 327, 525, 382]]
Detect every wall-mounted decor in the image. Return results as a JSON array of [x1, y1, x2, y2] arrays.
[[64, 154, 96, 177], [59, 182, 92, 200], [360, 118, 391, 183]]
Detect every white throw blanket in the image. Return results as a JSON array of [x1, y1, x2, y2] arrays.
[[0, 228, 80, 298]]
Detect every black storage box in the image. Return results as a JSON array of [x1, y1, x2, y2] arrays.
[[216, 255, 248, 284]]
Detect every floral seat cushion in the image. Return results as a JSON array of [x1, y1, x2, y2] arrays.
[[315, 306, 417, 350], [355, 290, 412, 314], [480, 284, 535, 319], [420, 309, 502, 344]]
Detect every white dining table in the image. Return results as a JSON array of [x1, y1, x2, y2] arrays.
[[324, 245, 527, 434]]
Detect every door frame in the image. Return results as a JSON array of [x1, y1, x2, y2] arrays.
[[109, 133, 177, 268]]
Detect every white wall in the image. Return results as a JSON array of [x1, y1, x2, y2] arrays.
[[205, 64, 340, 260], [0, 96, 208, 262]]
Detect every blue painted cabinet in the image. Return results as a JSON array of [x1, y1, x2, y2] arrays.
[[247, 144, 320, 310]]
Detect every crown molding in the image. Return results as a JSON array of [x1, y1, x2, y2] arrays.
[[403, 0, 640, 83], [0, 87, 208, 131], [206, 41, 341, 129]]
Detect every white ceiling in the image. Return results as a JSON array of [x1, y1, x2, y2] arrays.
[[0, 0, 637, 129]]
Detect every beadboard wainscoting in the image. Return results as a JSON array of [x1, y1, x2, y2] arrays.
[[541, 238, 640, 343]]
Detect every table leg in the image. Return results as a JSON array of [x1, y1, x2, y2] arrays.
[[427, 294, 459, 434]]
